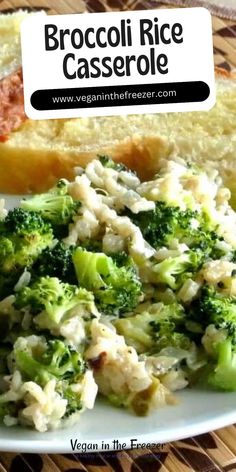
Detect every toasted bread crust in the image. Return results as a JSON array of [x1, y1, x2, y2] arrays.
[[0, 135, 173, 194]]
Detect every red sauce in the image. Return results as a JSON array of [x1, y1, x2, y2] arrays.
[[0, 68, 27, 140], [0, 134, 8, 142]]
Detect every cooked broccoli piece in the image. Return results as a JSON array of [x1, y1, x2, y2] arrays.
[[21, 179, 80, 227], [152, 250, 203, 290], [15, 276, 79, 317], [114, 302, 190, 354], [11, 335, 86, 418], [189, 285, 236, 341], [125, 201, 219, 254], [230, 251, 236, 263], [187, 285, 236, 385], [125, 201, 194, 248], [110, 251, 131, 267], [98, 155, 129, 173], [58, 382, 83, 417], [144, 302, 191, 353], [14, 337, 84, 385], [197, 334, 236, 391], [81, 239, 103, 253], [14, 276, 97, 335], [32, 241, 77, 284], [153, 330, 192, 353], [0, 209, 53, 297], [203, 338, 236, 391], [73, 247, 142, 316]]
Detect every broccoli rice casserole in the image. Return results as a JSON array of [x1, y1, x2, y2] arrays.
[[0, 156, 236, 432]]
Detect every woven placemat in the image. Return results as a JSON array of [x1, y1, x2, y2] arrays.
[[1, 430, 236, 471], [0, 1, 236, 471], [153, 0, 236, 21]]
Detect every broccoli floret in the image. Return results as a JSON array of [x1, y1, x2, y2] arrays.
[[98, 155, 129, 173], [15, 276, 78, 317], [125, 201, 219, 255], [59, 383, 83, 417], [188, 284, 236, 366], [149, 303, 191, 352], [205, 338, 236, 391], [189, 286, 236, 341], [1, 208, 53, 263], [32, 241, 77, 284], [110, 251, 131, 267], [73, 247, 142, 316], [12, 335, 86, 418], [126, 202, 194, 248], [81, 239, 103, 253], [114, 302, 190, 354], [21, 179, 80, 228], [0, 209, 53, 297], [14, 337, 84, 385], [0, 336, 93, 422], [14, 276, 96, 333], [153, 330, 192, 353], [152, 251, 203, 290]]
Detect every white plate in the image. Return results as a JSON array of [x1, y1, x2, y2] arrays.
[[0, 391, 235, 453], [1, 195, 236, 453]]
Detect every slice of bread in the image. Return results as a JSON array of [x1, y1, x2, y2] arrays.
[[0, 11, 33, 80], [0, 12, 236, 201]]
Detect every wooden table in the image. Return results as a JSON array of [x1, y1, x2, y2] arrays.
[[1, 0, 236, 470]]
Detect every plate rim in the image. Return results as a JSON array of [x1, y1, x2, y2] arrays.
[[0, 407, 235, 453]]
